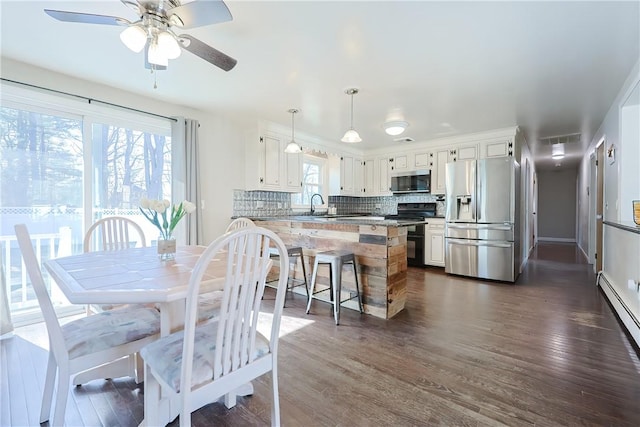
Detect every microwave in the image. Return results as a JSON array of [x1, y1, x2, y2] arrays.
[[390, 170, 431, 194]]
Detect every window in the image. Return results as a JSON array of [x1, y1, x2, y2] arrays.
[[292, 156, 326, 208], [0, 86, 175, 323]]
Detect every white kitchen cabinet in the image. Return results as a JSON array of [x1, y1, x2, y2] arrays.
[[363, 158, 375, 196], [447, 144, 478, 162], [377, 157, 392, 195], [340, 155, 354, 194], [362, 156, 392, 196], [432, 149, 449, 195], [285, 149, 303, 192], [245, 132, 302, 192], [354, 157, 364, 195], [424, 218, 445, 267], [393, 154, 409, 171], [482, 140, 514, 158], [340, 155, 364, 196], [414, 152, 430, 169]]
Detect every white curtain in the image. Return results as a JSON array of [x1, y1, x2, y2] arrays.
[[0, 257, 14, 337], [184, 119, 203, 245]]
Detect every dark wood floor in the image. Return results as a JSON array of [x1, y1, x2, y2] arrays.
[[2, 243, 640, 426]]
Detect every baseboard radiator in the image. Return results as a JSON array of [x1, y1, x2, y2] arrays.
[[597, 272, 640, 347]]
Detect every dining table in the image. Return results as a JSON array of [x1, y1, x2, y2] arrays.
[[44, 244, 255, 424]]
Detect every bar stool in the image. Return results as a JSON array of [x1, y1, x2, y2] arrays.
[[306, 250, 363, 325], [268, 246, 309, 306]]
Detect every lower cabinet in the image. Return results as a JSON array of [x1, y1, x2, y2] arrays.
[[424, 218, 445, 267]]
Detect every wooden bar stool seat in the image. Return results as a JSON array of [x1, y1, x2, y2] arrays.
[[306, 250, 363, 325]]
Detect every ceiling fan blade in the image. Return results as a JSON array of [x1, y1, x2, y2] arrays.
[[44, 9, 130, 26], [168, 0, 232, 29], [120, 0, 142, 15], [179, 34, 237, 71]]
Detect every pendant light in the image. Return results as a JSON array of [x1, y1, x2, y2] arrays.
[[284, 108, 303, 154], [341, 88, 362, 143]]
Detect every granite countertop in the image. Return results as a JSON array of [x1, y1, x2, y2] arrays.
[[248, 215, 427, 227]]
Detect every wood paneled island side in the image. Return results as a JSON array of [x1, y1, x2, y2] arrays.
[[256, 219, 407, 319]]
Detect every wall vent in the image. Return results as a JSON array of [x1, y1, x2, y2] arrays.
[[394, 137, 415, 143], [540, 133, 581, 145]]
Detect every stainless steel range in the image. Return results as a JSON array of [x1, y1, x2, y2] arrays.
[[385, 202, 437, 267]]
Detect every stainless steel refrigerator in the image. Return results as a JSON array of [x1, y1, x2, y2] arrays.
[[444, 157, 520, 282]]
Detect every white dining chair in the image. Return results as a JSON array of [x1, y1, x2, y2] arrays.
[[225, 217, 256, 232], [84, 216, 147, 314], [14, 224, 161, 427], [141, 226, 290, 427], [84, 215, 147, 252]]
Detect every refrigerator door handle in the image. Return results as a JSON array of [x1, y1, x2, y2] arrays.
[[447, 238, 512, 249], [447, 224, 512, 231]]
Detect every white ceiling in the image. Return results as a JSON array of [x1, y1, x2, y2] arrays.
[[1, 1, 639, 171]]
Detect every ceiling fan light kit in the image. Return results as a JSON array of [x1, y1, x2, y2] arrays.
[[341, 88, 362, 143], [384, 120, 409, 136], [120, 25, 147, 52], [44, 0, 237, 81]]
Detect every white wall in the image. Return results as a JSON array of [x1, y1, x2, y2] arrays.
[[537, 169, 578, 241], [0, 58, 247, 243], [577, 59, 640, 345]]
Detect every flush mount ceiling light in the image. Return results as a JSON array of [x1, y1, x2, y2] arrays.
[[284, 109, 303, 154], [551, 143, 565, 160], [341, 88, 362, 143], [383, 120, 409, 136]]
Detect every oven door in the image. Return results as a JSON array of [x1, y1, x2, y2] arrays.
[[406, 234, 425, 267]]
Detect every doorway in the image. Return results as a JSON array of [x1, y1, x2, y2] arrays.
[[595, 139, 605, 273]]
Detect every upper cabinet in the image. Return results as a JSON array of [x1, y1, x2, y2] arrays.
[[481, 139, 514, 158], [413, 152, 430, 169], [245, 131, 302, 193], [447, 144, 478, 162], [431, 150, 449, 195], [363, 156, 392, 196], [340, 155, 364, 196]]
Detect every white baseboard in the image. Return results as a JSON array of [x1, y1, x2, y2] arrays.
[[597, 272, 640, 347], [577, 243, 590, 262], [537, 237, 576, 243]]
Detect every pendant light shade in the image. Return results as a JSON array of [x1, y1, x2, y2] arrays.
[[284, 108, 302, 154], [341, 88, 362, 143]]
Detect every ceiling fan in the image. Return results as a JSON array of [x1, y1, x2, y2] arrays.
[[44, 0, 237, 72]]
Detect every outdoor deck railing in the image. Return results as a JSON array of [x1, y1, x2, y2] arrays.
[[1, 227, 72, 311]]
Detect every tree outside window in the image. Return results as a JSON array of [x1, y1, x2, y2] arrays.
[[292, 157, 325, 207]]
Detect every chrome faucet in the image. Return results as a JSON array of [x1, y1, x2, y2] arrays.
[[310, 193, 325, 215]]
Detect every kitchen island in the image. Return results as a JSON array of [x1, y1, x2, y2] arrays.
[[255, 216, 410, 319]]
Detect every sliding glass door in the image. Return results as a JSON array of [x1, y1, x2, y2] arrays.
[[1, 94, 173, 324], [90, 123, 172, 249]]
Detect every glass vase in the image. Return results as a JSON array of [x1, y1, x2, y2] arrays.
[[157, 236, 176, 260]]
